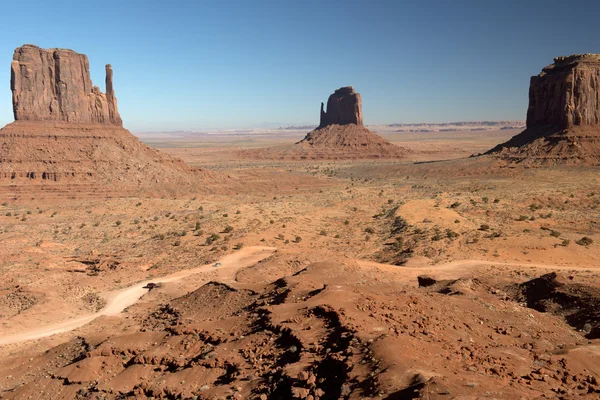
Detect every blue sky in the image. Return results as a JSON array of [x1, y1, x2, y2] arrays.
[[1, 0, 600, 131]]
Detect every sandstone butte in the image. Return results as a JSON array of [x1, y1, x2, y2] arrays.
[[0, 45, 213, 194], [488, 54, 600, 165], [294, 86, 409, 159]]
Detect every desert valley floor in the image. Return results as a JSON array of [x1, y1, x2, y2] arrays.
[[0, 128, 599, 399]]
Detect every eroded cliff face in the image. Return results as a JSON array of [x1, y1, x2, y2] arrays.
[[487, 54, 600, 165], [10, 44, 122, 126], [319, 86, 363, 127], [527, 54, 600, 130]]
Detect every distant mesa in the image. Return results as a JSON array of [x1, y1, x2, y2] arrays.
[[293, 86, 409, 159], [1, 45, 212, 195], [488, 54, 600, 164]]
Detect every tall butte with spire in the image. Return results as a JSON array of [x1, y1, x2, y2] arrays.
[[294, 86, 408, 159], [488, 54, 600, 164], [1, 44, 212, 197]]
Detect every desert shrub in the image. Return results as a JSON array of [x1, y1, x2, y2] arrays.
[[391, 216, 408, 234], [576, 237, 593, 246], [493, 198, 500, 203], [334, 234, 340, 238], [205, 233, 220, 245], [233, 243, 243, 250], [223, 225, 234, 233], [446, 229, 459, 239], [344, 220, 350, 225], [449, 201, 461, 209], [136, 202, 142, 207], [518, 215, 528, 221], [295, 236, 302, 243], [236, 210, 241, 214], [223, 214, 228, 218], [561, 239, 570, 246], [394, 237, 404, 249], [549, 230, 561, 238], [173, 239, 181, 246], [5, 212, 11, 217], [195, 222, 202, 230], [319, 230, 327, 236], [365, 227, 375, 234], [479, 224, 490, 231], [115, 221, 122, 226], [278, 233, 285, 240], [529, 204, 541, 211], [482, 197, 489, 203]]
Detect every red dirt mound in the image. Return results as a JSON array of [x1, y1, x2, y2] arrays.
[[5, 260, 599, 399], [241, 124, 409, 160]]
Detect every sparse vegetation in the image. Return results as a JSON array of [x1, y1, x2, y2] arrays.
[[576, 237, 593, 246]]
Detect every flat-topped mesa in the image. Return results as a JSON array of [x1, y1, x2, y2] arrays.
[[527, 53, 600, 130], [10, 44, 122, 126], [319, 86, 363, 127]]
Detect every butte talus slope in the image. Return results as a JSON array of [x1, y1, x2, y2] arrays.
[[488, 54, 600, 165], [0, 44, 210, 192], [244, 87, 408, 160], [296, 87, 408, 159]]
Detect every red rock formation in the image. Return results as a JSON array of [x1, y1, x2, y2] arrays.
[[488, 54, 600, 164], [1, 45, 216, 195], [11, 44, 122, 125], [319, 86, 363, 127], [527, 54, 600, 130], [285, 86, 408, 159]]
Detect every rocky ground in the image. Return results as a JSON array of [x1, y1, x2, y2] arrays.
[[0, 133, 599, 399]]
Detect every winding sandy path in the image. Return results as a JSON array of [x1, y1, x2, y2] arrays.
[[0, 246, 276, 346], [1, 249, 594, 346]]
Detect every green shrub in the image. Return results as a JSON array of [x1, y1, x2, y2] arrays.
[[576, 237, 593, 246]]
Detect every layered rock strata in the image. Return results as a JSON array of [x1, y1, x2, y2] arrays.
[[1, 45, 212, 193], [11, 44, 122, 125], [488, 54, 600, 164]]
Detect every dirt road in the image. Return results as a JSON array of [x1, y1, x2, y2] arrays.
[[0, 250, 587, 346], [0, 246, 276, 346]]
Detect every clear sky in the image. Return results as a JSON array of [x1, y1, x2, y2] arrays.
[[1, 0, 600, 131]]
